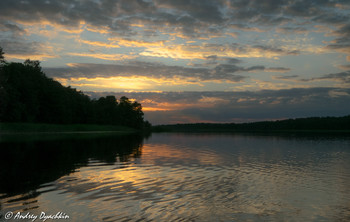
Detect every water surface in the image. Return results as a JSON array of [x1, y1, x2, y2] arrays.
[[1, 133, 350, 221]]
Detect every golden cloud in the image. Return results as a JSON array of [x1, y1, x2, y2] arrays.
[[5, 53, 58, 61], [139, 43, 296, 60], [67, 52, 137, 61], [108, 37, 166, 48], [79, 39, 120, 48]]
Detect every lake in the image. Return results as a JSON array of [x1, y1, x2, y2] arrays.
[[0, 132, 350, 221]]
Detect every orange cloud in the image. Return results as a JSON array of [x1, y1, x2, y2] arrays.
[[79, 39, 120, 48], [67, 52, 136, 61], [108, 37, 166, 48], [15, 19, 86, 35], [55, 75, 204, 93], [140, 96, 229, 112], [62, 76, 153, 90], [5, 53, 58, 61], [85, 25, 110, 34]]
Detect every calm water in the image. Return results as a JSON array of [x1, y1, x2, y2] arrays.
[[0, 133, 350, 221]]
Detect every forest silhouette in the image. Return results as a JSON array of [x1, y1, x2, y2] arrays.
[[0, 47, 150, 130], [153, 115, 350, 133]]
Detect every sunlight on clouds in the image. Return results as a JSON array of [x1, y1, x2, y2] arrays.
[[140, 43, 297, 60], [79, 39, 120, 48], [141, 97, 230, 112], [249, 79, 315, 91], [85, 25, 110, 34], [228, 78, 314, 91], [5, 53, 58, 61], [58, 76, 204, 92], [141, 101, 190, 111], [67, 52, 137, 61], [65, 77, 153, 90], [108, 37, 166, 48], [15, 19, 85, 35], [198, 96, 229, 104]]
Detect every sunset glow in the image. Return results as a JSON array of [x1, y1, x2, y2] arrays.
[[1, 0, 350, 124]]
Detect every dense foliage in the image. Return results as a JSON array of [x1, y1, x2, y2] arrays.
[[0, 48, 150, 129]]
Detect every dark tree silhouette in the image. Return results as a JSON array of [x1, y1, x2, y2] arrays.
[[0, 48, 150, 129], [153, 115, 350, 132], [0, 47, 4, 63]]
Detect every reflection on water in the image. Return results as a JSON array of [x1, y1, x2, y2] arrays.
[[1, 133, 350, 221]]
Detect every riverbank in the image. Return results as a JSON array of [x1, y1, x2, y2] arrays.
[[0, 123, 136, 134], [152, 126, 350, 136], [152, 115, 350, 134]]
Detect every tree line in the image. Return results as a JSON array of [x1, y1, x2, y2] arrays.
[[153, 115, 350, 132], [0, 47, 151, 129]]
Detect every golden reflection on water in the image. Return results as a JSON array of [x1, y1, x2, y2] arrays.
[[1, 133, 350, 221]]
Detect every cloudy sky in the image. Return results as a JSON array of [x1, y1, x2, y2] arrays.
[[1, 0, 350, 124]]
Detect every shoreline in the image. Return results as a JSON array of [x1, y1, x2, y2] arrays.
[[0, 122, 136, 134]]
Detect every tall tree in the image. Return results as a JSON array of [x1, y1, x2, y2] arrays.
[[0, 47, 4, 63]]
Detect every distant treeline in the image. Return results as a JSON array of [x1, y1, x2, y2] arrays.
[[0, 48, 150, 129], [153, 115, 350, 132]]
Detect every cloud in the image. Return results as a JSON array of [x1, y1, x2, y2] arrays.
[[78, 40, 120, 48], [0, 0, 348, 66], [338, 64, 350, 70], [302, 71, 350, 84], [45, 62, 246, 84], [264, 67, 291, 73], [154, 0, 225, 24], [317, 71, 350, 83], [140, 43, 300, 60], [325, 24, 350, 61], [44, 61, 291, 86], [67, 52, 137, 61], [0, 39, 57, 60], [87, 87, 350, 124], [107, 37, 166, 48], [0, 0, 348, 39], [272, 75, 299, 80], [0, 22, 27, 37], [276, 26, 309, 34]]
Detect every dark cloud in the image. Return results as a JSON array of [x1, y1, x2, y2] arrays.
[[178, 88, 350, 123], [0, 23, 26, 37], [0, 39, 50, 57], [0, 0, 348, 39], [325, 24, 350, 60], [88, 87, 350, 124], [45, 61, 290, 83], [273, 75, 299, 80], [276, 26, 309, 34], [225, 58, 242, 64], [318, 71, 350, 83], [45, 62, 246, 82], [302, 71, 350, 83], [252, 45, 300, 56], [190, 56, 242, 67], [266, 67, 291, 72], [154, 0, 225, 24]]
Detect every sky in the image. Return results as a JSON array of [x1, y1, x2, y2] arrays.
[[1, 0, 350, 125]]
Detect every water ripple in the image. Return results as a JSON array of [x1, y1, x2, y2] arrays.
[[1, 134, 350, 221]]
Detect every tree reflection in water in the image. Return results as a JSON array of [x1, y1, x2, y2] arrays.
[[0, 133, 145, 197]]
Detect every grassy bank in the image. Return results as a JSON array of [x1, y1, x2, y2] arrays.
[[0, 122, 136, 134]]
